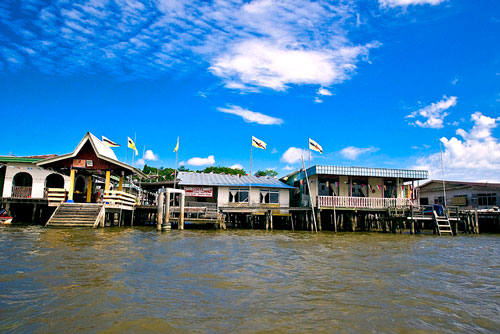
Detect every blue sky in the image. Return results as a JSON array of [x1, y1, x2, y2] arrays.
[[0, 0, 499, 181]]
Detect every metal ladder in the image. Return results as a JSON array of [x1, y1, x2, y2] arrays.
[[433, 210, 453, 236]]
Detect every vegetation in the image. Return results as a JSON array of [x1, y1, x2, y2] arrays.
[[198, 166, 246, 176], [254, 169, 278, 177], [140, 164, 247, 181]]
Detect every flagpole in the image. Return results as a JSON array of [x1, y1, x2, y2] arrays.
[[302, 155, 317, 233], [132, 132, 136, 166], [440, 141, 447, 207], [309, 147, 311, 169], [174, 137, 179, 189], [249, 139, 253, 205]]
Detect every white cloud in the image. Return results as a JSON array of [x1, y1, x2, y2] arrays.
[[187, 155, 215, 166], [282, 165, 295, 171], [451, 78, 459, 85], [136, 158, 145, 166], [179, 161, 185, 166], [406, 96, 457, 129], [379, 0, 446, 7], [144, 149, 158, 161], [230, 164, 244, 170], [281, 147, 309, 164], [271, 148, 278, 154], [0, 0, 379, 93], [414, 112, 500, 181], [340, 146, 379, 160], [317, 87, 333, 96], [217, 105, 283, 125], [314, 97, 323, 104], [211, 39, 378, 91]]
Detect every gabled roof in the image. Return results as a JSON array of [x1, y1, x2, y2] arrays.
[[37, 132, 145, 177], [418, 180, 500, 189], [178, 172, 294, 189]]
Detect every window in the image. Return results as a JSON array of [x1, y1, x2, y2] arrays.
[[229, 188, 249, 203], [478, 193, 497, 206], [420, 197, 429, 205], [434, 196, 444, 205], [260, 189, 279, 204]]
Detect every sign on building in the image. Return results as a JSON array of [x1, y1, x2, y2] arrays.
[[185, 187, 213, 197], [72, 159, 86, 168]]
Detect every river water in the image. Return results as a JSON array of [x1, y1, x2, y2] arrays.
[[0, 226, 499, 334]]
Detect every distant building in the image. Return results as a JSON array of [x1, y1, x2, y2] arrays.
[[281, 165, 428, 210], [418, 180, 500, 209], [176, 171, 293, 209], [0, 155, 69, 200]]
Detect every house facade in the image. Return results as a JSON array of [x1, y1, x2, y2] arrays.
[[0, 156, 69, 200], [418, 180, 500, 209], [282, 165, 429, 210], [176, 172, 293, 209]]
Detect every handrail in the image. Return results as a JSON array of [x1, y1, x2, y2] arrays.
[[317, 196, 418, 209], [103, 190, 136, 209]]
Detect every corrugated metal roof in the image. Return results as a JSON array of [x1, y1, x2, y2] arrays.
[[283, 165, 428, 183], [312, 165, 428, 180], [178, 172, 294, 189]]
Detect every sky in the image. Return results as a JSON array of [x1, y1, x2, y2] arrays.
[[0, 0, 499, 181]]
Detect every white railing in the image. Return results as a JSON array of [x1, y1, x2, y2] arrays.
[[103, 190, 136, 210], [317, 196, 418, 209], [46, 188, 66, 206]]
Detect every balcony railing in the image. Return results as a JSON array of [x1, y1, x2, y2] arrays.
[[317, 196, 417, 209], [11, 186, 32, 199]]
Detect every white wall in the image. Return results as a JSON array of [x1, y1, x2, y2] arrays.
[[218, 186, 290, 207], [2, 162, 69, 199]]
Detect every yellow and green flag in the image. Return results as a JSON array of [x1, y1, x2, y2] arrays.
[[173, 137, 179, 153], [252, 136, 267, 150], [127, 137, 138, 156]]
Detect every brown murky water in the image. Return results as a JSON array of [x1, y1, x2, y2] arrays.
[[0, 226, 499, 334]]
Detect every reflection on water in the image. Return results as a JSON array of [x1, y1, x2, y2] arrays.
[[0, 226, 499, 334]]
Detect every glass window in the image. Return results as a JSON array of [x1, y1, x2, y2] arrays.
[[478, 193, 496, 206], [260, 189, 279, 204], [229, 188, 249, 203]]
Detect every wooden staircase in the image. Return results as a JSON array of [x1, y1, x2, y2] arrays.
[[46, 203, 104, 228], [433, 211, 453, 236]]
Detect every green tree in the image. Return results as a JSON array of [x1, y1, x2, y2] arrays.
[[254, 169, 278, 177], [199, 166, 246, 176]]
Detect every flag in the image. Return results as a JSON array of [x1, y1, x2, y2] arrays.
[[173, 137, 179, 153], [102, 136, 120, 148], [252, 136, 267, 150], [127, 137, 138, 156], [308, 138, 323, 154]]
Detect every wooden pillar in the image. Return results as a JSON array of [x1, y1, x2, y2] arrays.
[[32, 204, 37, 224], [68, 169, 76, 202], [104, 171, 111, 192], [474, 209, 479, 234], [352, 213, 357, 232], [410, 219, 415, 234], [86, 175, 92, 203], [290, 213, 294, 231], [317, 210, 322, 231], [333, 210, 337, 233], [157, 192, 164, 231], [270, 212, 273, 230], [118, 176, 123, 191], [265, 212, 269, 230], [179, 191, 185, 230]]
